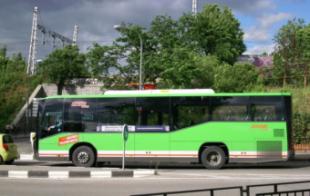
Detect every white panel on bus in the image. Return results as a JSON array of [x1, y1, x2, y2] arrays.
[[104, 89, 214, 95]]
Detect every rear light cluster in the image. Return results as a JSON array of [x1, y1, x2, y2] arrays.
[[3, 143, 9, 151]]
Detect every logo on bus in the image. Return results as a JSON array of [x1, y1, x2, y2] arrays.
[[58, 134, 79, 146], [251, 124, 268, 130]]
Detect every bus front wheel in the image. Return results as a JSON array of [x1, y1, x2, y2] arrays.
[[201, 146, 226, 169], [72, 146, 96, 167]]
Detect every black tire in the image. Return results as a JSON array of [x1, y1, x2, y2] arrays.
[[5, 159, 14, 165], [72, 146, 96, 167], [0, 156, 3, 165], [200, 146, 226, 169]]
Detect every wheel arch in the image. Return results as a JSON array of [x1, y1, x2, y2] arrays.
[[69, 142, 97, 161], [198, 142, 229, 163]]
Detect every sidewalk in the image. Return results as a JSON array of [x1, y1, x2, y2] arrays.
[[0, 169, 155, 179]]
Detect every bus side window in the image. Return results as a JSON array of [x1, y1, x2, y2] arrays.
[[96, 98, 137, 132], [210, 97, 249, 121], [63, 99, 97, 132], [252, 105, 277, 121], [136, 98, 170, 132], [250, 96, 285, 121], [212, 105, 248, 121], [172, 97, 209, 130], [176, 106, 209, 128]]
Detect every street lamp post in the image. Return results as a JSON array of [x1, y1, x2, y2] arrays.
[[114, 24, 143, 90], [138, 34, 143, 90]]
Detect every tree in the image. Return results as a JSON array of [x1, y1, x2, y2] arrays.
[[159, 51, 218, 88], [190, 4, 245, 64], [273, 19, 305, 86], [0, 47, 40, 131], [269, 52, 285, 86], [113, 4, 246, 88], [114, 23, 151, 85], [214, 63, 259, 92], [149, 15, 180, 51], [86, 43, 122, 87], [297, 25, 310, 87], [39, 46, 86, 95]]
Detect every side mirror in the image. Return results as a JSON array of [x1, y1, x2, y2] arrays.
[[5, 124, 14, 133]]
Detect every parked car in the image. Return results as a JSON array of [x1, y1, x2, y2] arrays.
[[0, 134, 19, 164]]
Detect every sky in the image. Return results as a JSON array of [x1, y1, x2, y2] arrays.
[[0, 0, 309, 60]]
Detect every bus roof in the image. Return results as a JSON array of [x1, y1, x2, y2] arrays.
[[43, 89, 292, 99]]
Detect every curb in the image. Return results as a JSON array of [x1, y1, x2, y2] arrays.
[[0, 170, 155, 179], [19, 154, 34, 161]]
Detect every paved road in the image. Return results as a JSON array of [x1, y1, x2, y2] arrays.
[[2, 159, 310, 171], [0, 177, 309, 196], [1, 160, 310, 196]]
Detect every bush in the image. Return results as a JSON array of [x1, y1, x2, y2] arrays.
[[293, 113, 310, 143]]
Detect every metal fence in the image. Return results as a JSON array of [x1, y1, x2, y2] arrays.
[[131, 186, 243, 196], [246, 180, 310, 196], [131, 180, 310, 196], [256, 189, 310, 196]]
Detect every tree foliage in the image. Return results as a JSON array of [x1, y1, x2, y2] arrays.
[[273, 19, 305, 86], [191, 5, 245, 64], [214, 63, 259, 92], [86, 43, 123, 88], [0, 48, 40, 131], [297, 24, 310, 87], [39, 45, 86, 95], [113, 4, 246, 89]]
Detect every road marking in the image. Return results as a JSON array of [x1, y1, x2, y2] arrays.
[[48, 171, 69, 179], [19, 154, 34, 161], [91, 171, 111, 178], [8, 171, 28, 178], [134, 170, 156, 178]]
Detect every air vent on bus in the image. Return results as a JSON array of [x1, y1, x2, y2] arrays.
[[273, 129, 284, 137]]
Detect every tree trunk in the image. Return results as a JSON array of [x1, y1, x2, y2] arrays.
[[57, 82, 64, 95], [283, 71, 287, 87], [304, 65, 308, 88]]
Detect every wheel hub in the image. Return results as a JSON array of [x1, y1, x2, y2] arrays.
[[77, 151, 89, 164], [207, 152, 221, 166]]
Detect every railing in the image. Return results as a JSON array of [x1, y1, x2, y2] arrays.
[[131, 186, 244, 196], [131, 180, 310, 196], [246, 180, 310, 196], [256, 189, 310, 196]]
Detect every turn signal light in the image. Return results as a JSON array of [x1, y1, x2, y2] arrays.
[[3, 144, 9, 151]]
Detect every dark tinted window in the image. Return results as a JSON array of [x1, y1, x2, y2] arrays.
[[96, 98, 137, 132], [136, 97, 170, 132], [3, 135, 14, 143], [63, 99, 97, 132], [172, 97, 209, 130], [41, 99, 63, 136], [211, 97, 249, 121], [250, 96, 285, 121]]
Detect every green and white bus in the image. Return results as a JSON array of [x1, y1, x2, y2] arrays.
[[33, 89, 293, 169]]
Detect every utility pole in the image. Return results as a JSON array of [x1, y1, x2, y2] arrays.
[[139, 34, 143, 90], [72, 24, 79, 46], [27, 6, 38, 75], [27, 6, 77, 75], [192, 0, 197, 16]]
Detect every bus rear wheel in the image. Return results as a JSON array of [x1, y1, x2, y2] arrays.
[[72, 146, 96, 167], [5, 159, 14, 165], [201, 146, 226, 169]]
